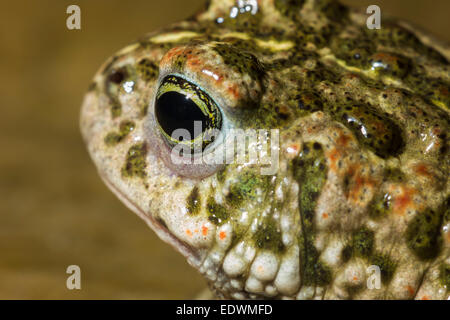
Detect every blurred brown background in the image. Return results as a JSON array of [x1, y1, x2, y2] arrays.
[[0, 0, 449, 299]]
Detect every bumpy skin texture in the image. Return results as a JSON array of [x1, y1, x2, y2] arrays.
[[81, 0, 450, 299]]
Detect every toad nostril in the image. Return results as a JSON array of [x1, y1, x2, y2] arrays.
[[108, 69, 126, 84]]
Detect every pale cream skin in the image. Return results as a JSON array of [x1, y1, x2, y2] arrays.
[[81, 0, 449, 299]]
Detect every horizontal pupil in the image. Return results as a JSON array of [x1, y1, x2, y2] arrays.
[[155, 91, 208, 140]]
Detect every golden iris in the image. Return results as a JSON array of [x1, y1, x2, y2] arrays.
[[155, 75, 222, 152]]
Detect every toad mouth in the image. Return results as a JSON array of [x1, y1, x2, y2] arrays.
[[99, 172, 202, 268]]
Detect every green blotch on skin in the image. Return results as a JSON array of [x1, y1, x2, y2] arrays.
[[299, 234, 332, 286], [104, 132, 123, 146], [104, 120, 135, 146], [406, 205, 444, 260], [207, 196, 228, 225], [352, 227, 375, 257], [121, 143, 148, 178], [136, 58, 159, 81], [293, 142, 327, 226], [253, 218, 285, 252], [344, 229, 397, 284], [213, 43, 265, 83], [293, 142, 331, 286], [342, 226, 375, 260], [439, 263, 450, 290], [370, 253, 397, 284], [187, 186, 200, 215], [369, 192, 392, 220], [226, 171, 270, 207]]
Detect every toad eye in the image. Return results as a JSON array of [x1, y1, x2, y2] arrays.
[[155, 75, 222, 152]]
